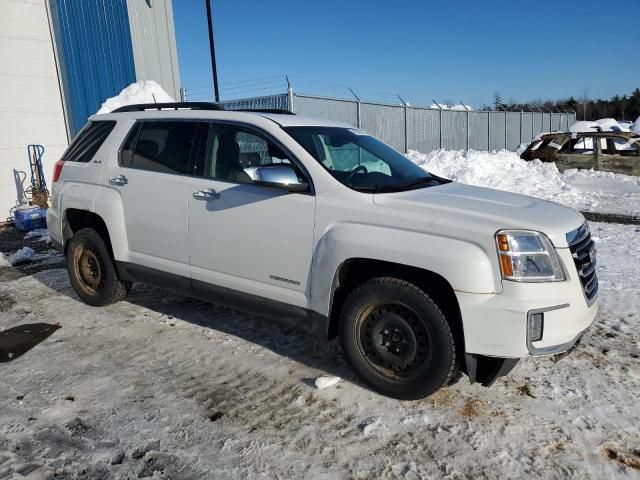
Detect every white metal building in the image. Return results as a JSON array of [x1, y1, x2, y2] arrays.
[[0, 0, 181, 217]]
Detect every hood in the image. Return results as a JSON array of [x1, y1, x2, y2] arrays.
[[372, 182, 584, 248]]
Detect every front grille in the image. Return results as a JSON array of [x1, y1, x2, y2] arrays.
[[566, 223, 598, 302]]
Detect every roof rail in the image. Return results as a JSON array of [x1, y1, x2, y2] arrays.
[[110, 103, 296, 116], [230, 108, 295, 115], [111, 102, 223, 113]]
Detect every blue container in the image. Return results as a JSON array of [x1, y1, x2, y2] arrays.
[[14, 206, 47, 231]]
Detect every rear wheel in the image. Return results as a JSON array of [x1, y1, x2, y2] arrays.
[[340, 277, 457, 399], [66, 228, 131, 306]]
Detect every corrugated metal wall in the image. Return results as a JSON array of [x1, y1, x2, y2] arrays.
[[126, 0, 181, 100], [49, 0, 136, 136]]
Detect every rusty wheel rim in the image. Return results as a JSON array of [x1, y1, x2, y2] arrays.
[[73, 245, 104, 295]]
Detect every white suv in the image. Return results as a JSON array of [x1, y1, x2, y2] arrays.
[[47, 103, 598, 399]]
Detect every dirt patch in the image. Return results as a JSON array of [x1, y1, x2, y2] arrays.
[[424, 388, 458, 409], [516, 384, 537, 398], [603, 445, 640, 471], [0, 224, 50, 255], [460, 399, 484, 417]]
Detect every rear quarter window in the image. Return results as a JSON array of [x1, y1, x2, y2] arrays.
[[63, 121, 116, 162], [119, 120, 205, 175]]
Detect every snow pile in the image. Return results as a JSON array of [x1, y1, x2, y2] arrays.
[[408, 149, 640, 215], [0, 253, 10, 267], [24, 228, 50, 243], [8, 246, 37, 265], [24, 228, 48, 239], [429, 103, 472, 111], [96, 80, 175, 114], [632, 116, 640, 134], [6, 247, 60, 266]]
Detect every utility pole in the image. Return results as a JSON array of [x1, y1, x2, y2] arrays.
[[205, 0, 220, 102]]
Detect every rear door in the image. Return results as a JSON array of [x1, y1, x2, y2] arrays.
[[101, 120, 207, 279], [187, 122, 315, 309]]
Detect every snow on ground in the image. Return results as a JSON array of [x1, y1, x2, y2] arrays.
[[408, 149, 640, 216], [0, 221, 638, 479], [96, 80, 175, 115], [6, 246, 60, 267]]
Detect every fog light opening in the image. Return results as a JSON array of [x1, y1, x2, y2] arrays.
[[529, 312, 544, 342]]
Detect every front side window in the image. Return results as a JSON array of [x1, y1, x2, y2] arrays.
[[200, 124, 305, 184], [562, 136, 595, 154], [284, 126, 446, 192], [121, 121, 206, 175]]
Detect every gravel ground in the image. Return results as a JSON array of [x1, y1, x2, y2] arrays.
[[0, 222, 639, 479]]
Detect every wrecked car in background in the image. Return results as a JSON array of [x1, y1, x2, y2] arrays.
[[521, 131, 640, 176]]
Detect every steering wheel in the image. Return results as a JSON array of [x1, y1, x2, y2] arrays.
[[345, 165, 368, 184]]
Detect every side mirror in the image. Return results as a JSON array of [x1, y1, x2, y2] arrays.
[[253, 165, 308, 192]]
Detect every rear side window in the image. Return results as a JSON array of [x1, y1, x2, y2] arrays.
[[63, 121, 116, 162], [120, 121, 205, 175]]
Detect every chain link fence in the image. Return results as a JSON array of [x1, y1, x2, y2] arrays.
[[220, 92, 576, 154]]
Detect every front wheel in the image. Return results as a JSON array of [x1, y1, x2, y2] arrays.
[[66, 228, 131, 306], [340, 277, 457, 400]]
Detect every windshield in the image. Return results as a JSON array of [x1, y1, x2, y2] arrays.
[[284, 126, 448, 192]]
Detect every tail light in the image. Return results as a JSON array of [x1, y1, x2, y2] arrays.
[[52, 160, 65, 182]]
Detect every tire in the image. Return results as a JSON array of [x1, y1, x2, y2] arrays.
[[66, 228, 131, 306], [340, 277, 457, 400]]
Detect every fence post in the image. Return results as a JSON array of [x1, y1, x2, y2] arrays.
[[520, 110, 523, 146], [466, 109, 470, 151], [532, 112, 535, 139], [398, 95, 409, 154], [432, 100, 443, 149], [504, 110, 508, 149], [349, 88, 361, 128], [286, 76, 294, 112], [487, 111, 491, 151]]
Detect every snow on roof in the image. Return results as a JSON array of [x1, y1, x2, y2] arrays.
[[96, 80, 175, 115], [595, 118, 628, 132], [569, 121, 600, 133]]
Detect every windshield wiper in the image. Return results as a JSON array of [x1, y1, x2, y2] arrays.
[[396, 176, 434, 189], [352, 176, 448, 193]]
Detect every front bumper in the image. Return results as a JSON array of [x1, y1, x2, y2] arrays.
[[456, 248, 598, 359]]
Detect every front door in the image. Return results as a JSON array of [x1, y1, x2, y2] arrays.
[[188, 122, 315, 309], [555, 135, 597, 172]]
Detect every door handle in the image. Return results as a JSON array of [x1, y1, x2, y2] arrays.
[[192, 189, 220, 200], [109, 174, 128, 186]]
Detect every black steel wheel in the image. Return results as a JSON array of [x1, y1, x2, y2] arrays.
[[340, 277, 457, 399]]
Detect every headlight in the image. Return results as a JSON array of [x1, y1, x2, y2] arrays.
[[495, 230, 565, 282]]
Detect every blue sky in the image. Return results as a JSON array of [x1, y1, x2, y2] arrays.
[[173, 0, 639, 107]]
